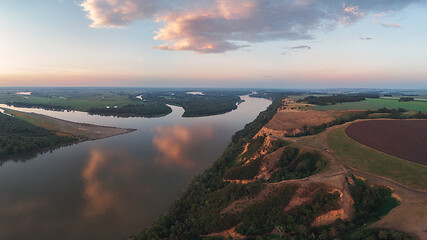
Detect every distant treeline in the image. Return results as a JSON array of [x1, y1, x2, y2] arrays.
[[133, 91, 245, 117], [399, 97, 415, 102], [87, 103, 172, 118], [250, 90, 303, 100], [0, 113, 76, 159], [7, 101, 72, 111], [4, 90, 249, 118], [301, 94, 380, 105], [179, 98, 240, 117]]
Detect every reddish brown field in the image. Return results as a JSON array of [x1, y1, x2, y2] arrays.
[[346, 120, 427, 165]]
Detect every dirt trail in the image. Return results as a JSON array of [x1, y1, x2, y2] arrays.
[[290, 120, 427, 239], [259, 115, 427, 239], [216, 100, 427, 239]]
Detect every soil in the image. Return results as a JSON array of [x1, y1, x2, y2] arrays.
[[346, 120, 427, 165]]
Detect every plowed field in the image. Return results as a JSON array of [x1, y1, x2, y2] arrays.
[[346, 120, 427, 165]]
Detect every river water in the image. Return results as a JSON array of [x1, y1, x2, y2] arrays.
[[0, 95, 271, 240]]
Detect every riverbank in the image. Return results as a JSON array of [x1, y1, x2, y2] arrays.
[[5, 109, 137, 140]]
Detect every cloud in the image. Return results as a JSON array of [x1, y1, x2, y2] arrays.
[[80, 0, 421, 53], [343, 4, 365, 17], [80, 0, 168, 27], [282, 45, 311, 54], [290, 45, 312, 50], [372, 11, 393, 18], [375, 20, 402, 28]]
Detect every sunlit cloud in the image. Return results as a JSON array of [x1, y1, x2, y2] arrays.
[[372, 11, 393, 18], [375, 20, 402, 28], [343, 4, 365, 17], [80, 0, 421, 53], [80, 0, 166, 28]]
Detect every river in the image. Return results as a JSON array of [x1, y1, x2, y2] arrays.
[[0, 95, 271, 240]]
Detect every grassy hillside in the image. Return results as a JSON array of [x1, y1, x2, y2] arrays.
[[136, 96, 413, 240], [327, 126, 427, 190], [313, 98, 427, 112]]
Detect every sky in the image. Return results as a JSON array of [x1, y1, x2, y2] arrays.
[[0, 0, 426, 88]]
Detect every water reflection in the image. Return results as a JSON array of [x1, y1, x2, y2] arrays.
[[83, 149, 119, 217], [0, 96, 272, 240], [153, 125, 214, 168]]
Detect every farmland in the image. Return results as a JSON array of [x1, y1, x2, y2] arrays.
[[0, 88, 248, 117], [313, 98, 427, 112], [346, 120, 427, 165], [327, 125, 427, 190]]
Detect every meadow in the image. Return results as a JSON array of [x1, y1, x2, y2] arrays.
[[313, 98, 427, 112]]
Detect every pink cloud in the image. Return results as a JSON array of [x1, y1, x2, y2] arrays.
[[80, 0, 420, 53], [375, 20, 402, 28], [80, 0, 165, 27], [343, 4, 365, 17]]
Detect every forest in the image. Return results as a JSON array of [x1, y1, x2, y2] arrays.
[[0, 113, 76, 159], [269, 148, 326, 182], [131, 90, 246, 117], [398, 97, 415, 102], [88, 103, 172, 117], [301, 94, 380, 105]]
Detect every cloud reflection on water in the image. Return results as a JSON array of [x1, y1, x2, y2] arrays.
[[152, 125, 214, 168], [82, 148, 149, 218]]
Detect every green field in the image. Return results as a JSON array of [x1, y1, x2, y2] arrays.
[[0, 92, 147, 111], [0, 88, 247, 117], [313, 98, 427, 112], [327, 126, 427, 190]]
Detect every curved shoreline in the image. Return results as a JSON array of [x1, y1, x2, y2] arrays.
[[0, 109, 137, 163]]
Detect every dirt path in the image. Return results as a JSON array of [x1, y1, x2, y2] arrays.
[[289, 121, 427, 239]]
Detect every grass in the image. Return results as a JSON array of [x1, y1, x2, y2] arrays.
[[327, 126, 427, 190], [6, 109, 60, 131], [313, 98, 427, 112], [0, 95, 141, 111]]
